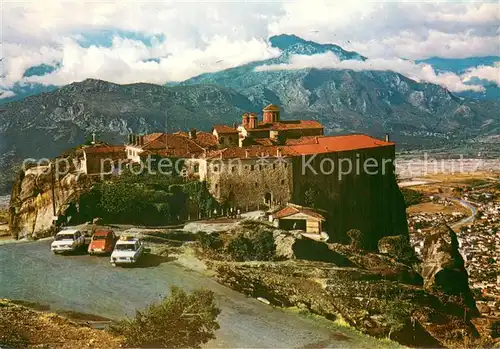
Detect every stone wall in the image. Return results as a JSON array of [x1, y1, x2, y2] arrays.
[[206, 157, 293, 210]]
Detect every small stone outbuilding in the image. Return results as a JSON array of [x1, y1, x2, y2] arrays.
[[270, 204, 326, 234]]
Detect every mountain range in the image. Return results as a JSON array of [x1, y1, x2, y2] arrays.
[[0, 34, 498, 194]]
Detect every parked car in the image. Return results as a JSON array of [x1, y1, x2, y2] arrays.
[[88, 230, 117, 255], [110, 235, 145, 266], [51, 229, 86, 254]]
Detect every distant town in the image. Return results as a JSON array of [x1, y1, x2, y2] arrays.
[[407, 175, 499, 318]]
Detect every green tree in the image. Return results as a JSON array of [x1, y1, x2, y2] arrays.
[[110, 286, 221, 348], [400, 188, 424, 207]]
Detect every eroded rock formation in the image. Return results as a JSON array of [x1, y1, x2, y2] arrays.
[[9, 159, 94, 239], [202, 221, 486, 348], [421, 224, 478, 312]]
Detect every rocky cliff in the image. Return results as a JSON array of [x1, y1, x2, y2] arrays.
[[201, 221, 493, 348], [9, 153, 95, 239]]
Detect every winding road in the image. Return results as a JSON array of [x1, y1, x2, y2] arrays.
[[0, 239, 385, 348], [451, 199, 477, 228]]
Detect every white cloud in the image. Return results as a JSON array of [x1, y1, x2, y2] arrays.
[[256, 52, 485, 93], [19, 36, 280, 86], [462, 63, 500, 85], [1, 0, 499, 91], [270, 1, 500, 59], [0, 91, 16, 99]]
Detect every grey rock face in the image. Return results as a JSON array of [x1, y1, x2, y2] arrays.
[[378, 235, 416, 261], [421, 224, 477, 310]]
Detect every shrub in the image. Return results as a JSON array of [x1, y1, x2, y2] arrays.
[[198, 233, 224, 251], [382, 299, 415, 339], [401, 188, 424, 207], [249, 231, 275, 261], [110, 286, 221, 348], [226, 234, 254, 261]]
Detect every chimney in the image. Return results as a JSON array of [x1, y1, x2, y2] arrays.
[[242, 113, 249, 128], [385, 133, 390, 142], [189, 128, 197, 139], [128, 133, 133, 144], [245, 149, 249, 158], [248, 113, 257, 129], [232, 122, 237, 129], [139, 135, 144, 146]]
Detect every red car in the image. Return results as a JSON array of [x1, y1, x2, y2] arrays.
[[88, 230, 117, 255]]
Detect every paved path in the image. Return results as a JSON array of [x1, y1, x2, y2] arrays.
[[0, 239, 389, 348]]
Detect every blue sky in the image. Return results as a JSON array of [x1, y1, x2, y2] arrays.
[[1, 0, 499, 97]]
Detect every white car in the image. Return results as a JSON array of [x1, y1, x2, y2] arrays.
[[110, 236, 145, 266], [51, 229, 86, 254]]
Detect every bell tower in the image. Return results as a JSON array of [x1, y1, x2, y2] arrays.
[[262, 104, 280, 124]]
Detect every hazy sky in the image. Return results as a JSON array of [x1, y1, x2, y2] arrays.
[[1, 0, 499, 93]]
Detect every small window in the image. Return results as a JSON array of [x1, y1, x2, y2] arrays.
[[273, 164, 276, 170], [231, 166, 236, 173], [229, 137, 233, 142], [244, 165, 248, 170], [284, 163, 288, 168], [255, 182, 258, 187], [220, 137, 225, 144], [215, 184, 219, 189], [259, 165, 262, 171], [213, 165, 218, 172], [281, 179, 285, 185], [250, 165, 254, 171], [194, 164, 199, 173]]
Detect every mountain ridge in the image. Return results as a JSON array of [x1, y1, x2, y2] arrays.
[[0, 35, 498, 194]]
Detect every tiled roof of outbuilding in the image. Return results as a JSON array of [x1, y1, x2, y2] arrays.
[[272, 205, 326, 221]]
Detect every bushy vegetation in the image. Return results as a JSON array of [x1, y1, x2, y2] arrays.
[[462, 178, 489, 188], [400, 188, 425, 207], [77, 171, 219, 225], [198, 222, 276, 261], [382, 299, 415, 339], [110, 286, 220, 348], [198, 233, 224, 251]]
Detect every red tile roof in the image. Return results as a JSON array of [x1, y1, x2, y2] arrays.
[[206, 145, 298, 160], [175, 131, 218, 148], [130, 132, 392, 160], [289, 134, 393, 155], [192, 132, 218, 148], [273, 205, 325, 221], [83, 145, 125, 154], [143, 133, 164, 144], [247, 120, 323, 132], [141, 134, 205, 157], [213, 125, 239, 134], [253, 138, 275, 146], [206, 134, 392, 159], [284, 136, 320, 145]]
